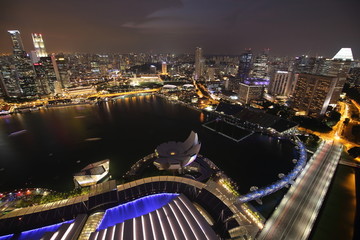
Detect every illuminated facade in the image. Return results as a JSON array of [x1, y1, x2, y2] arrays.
[[31, 33, 47, 58], [0, 59, 21, 97], [291, 73, 338, 117], [129, 75, 163, 86], [316, 48, 353, 104], [55, 55, 71, 87], [8, 30, 39, 97], [238, 82, 264, 104], [238, 49, 252, 81], [64, 86, 97, 97], [251, 49, 269, 79], [269, 70, 293, 97], [207, 67, 216, 81], [161, 61, 167, 75], [33, 56, 59, 95], [332, 48, 354, 61], [8, 30, 26, 57], [194, 47, 204, 80]]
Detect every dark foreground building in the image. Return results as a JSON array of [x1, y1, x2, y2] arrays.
[[0, 134, 264, 240]]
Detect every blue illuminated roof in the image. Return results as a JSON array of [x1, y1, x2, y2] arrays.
[[0, 234, 13, 240], [97, 193, 179, 231], [16, 219, 74, 240]]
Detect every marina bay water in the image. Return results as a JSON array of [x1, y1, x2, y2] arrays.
[[0, 95, 295, 193]]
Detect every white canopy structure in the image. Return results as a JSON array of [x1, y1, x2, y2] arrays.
[[332, 48, 354, 61]]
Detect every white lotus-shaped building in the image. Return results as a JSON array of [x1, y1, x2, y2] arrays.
[[154, 131, 201, 170]]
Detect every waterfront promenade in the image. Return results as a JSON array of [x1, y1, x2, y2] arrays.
[[257, 141, 342, 240]]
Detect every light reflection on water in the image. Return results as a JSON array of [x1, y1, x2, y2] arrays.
[[0, 95, 295, 193], [341, 168, 356, 228]]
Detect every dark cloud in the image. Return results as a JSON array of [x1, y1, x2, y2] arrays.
[[0, 0, 359, 57]]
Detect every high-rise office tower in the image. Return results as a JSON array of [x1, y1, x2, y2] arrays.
[[8, 30, 26, 57], [238, 49, 253, 81], [268, 70, 293, 97], [251, 49, 269, 79], [0, 57, 21, 97], [317, 48, 353, 104], [162, 62, 167, 75], [30, 50, 39, 64], [291, 73, 341, 117], [293, 55, 320, 74], [55, 54, 71, 87], [33, 57, 59, 95], [349, 67, 360, 86], [150, 65, 157, 74], [207, 67, 216, 81], [50, 54, 61, 81], [194, 47, 204, 80], [33, 62, 50, 95], [31, 33, 47, 58], [318, 48, 353, 77], [8, 30, 38, 97], [238, 82, 264, 104]]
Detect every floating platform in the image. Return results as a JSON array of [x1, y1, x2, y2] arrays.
[[73, 159, 110, 187], [203, 119, 253, 142]]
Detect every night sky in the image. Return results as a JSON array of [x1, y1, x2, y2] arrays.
[[1, 0, 359, 57]]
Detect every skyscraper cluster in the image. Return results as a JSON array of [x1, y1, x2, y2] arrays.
[[0, 30, 60, 98], [290, 48, 353, 117], [224, 47, 354, 117]]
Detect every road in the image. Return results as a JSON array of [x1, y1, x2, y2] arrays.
[[257, 141, 342, 240], [299, 100, 360, 154]]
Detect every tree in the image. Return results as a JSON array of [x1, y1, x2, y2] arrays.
[[348, 147, 360, 158], [326, 110, 341, 127]]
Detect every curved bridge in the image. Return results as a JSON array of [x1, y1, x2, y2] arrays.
[[237, 137, 307, 203]]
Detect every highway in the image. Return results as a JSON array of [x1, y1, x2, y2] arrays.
[[257, 141, 342, 240]]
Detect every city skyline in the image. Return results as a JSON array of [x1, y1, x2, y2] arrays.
[[1, 0, 359, 57]]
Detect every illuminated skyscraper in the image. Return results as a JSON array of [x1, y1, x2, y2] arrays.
[[269, 71, 293, 97], [251, 49, 269, 79], [150, 65, 157, 74], [161, 62, 167, 75], [7, 30, 26, 57], [207, 67, 215, 81], [317, 48, 353, 104], [8, 30, 39, 97], [291, 73, 341, 117], [238, 82, 264, 104], [238, 49, 252, 81], [55, 54, 70, 87], [194, 47, 204, 80], [33, 56, 59, 95], [31, 33, 47, 58], [0, 57, 21, 97]]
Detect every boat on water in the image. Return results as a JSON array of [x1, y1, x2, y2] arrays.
[[8, 130, 27, 137], [73, 159, 110, 187], [85, 137, 102, 141]]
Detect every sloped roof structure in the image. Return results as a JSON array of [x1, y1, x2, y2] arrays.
[[154, 131, 201, 170]]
